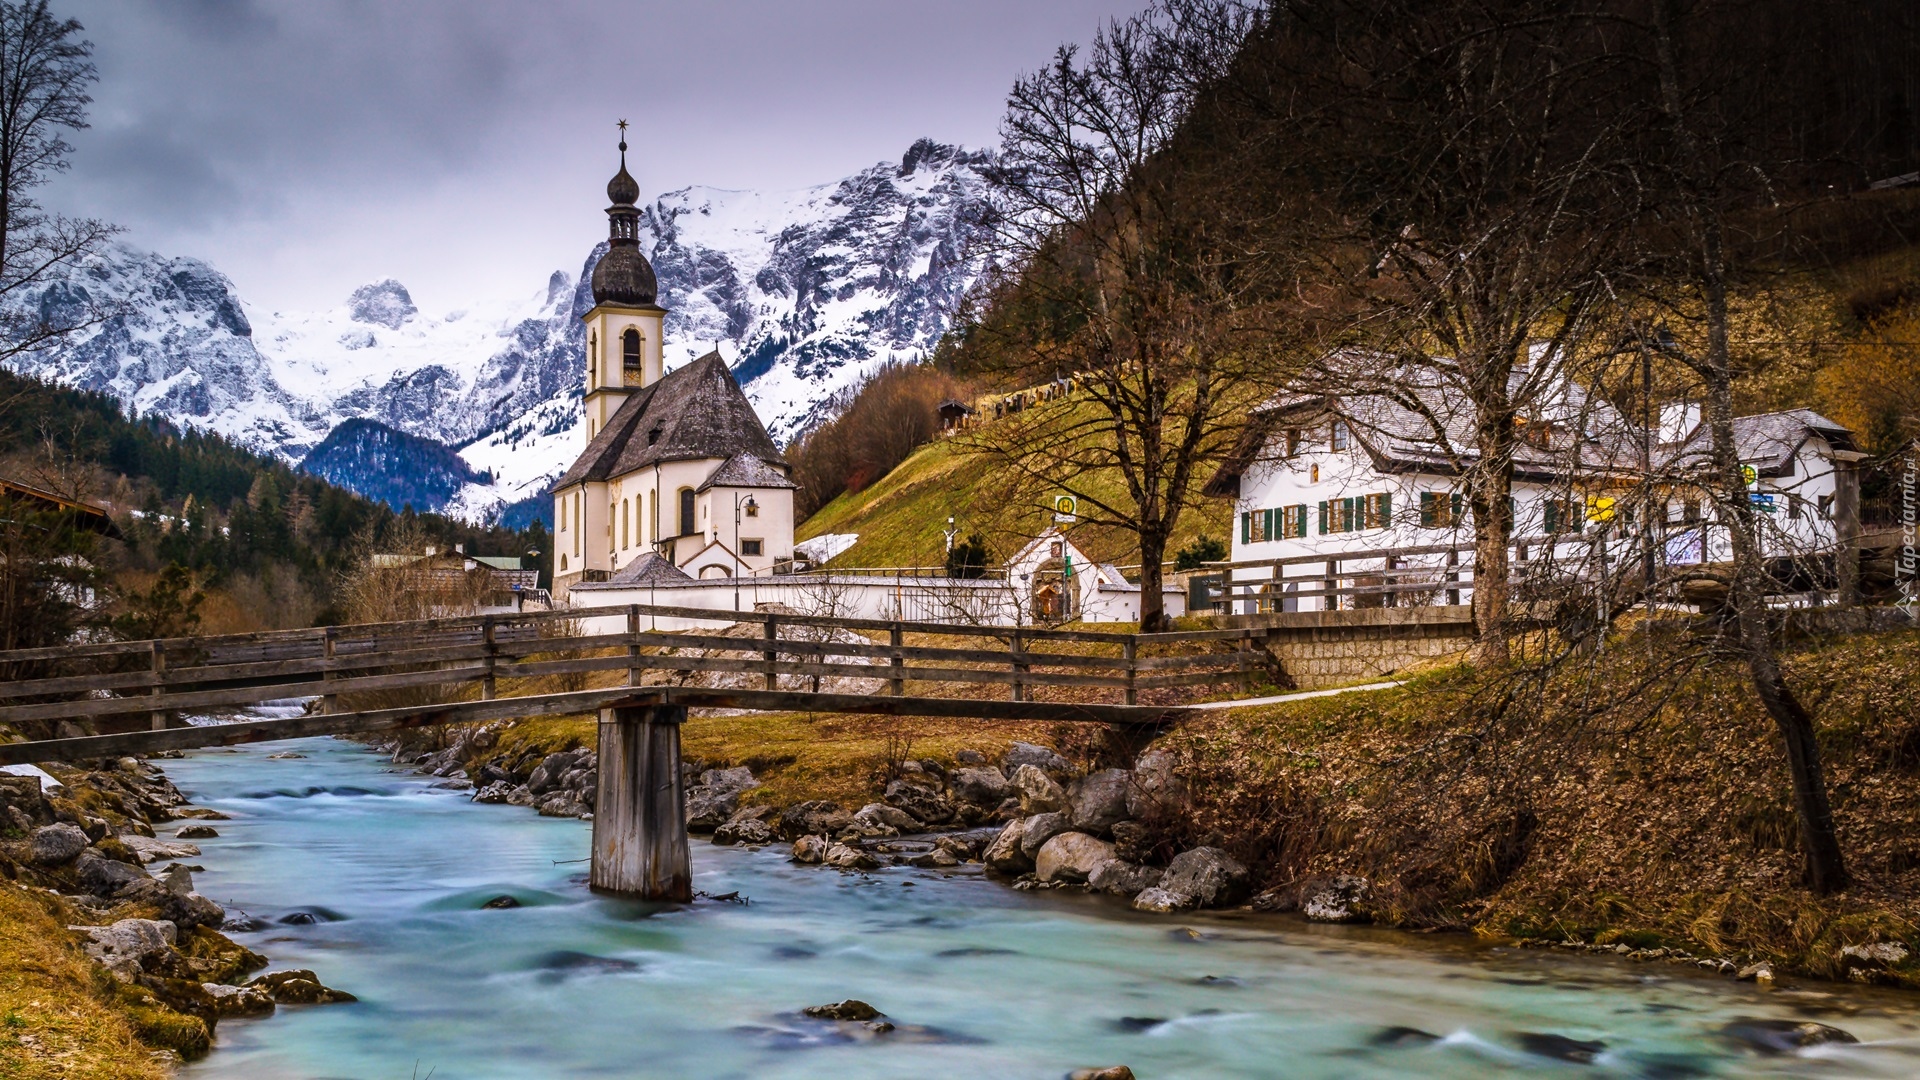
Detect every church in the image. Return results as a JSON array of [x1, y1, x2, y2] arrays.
[[550, 133, 797, 602]]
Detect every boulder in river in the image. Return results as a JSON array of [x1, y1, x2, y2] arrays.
[[1067, 769, 1132, 836], [29, 822, 88, 865], [246, 969, 357, 1005], [950, 766, 1012, 807], [713, 816, 775, 846], [1719, 1018, 1858, 1054], [1067, 1068, 1136, 1080], [1011, 764, 1067, 814], [1158, 847, 1251, 909], [176, 825, 219, 840], [1002, 742, 1069, 773], [779, 801, 851, 840], [791, 835, 831, 864], [1088, 859, 1162, 897], [1035, 832, 1115, 884], [854, 802, 923, 833], [1130, 886, 1192, 914], [71, 918, 177, 981], [824, 843, 880, 871], [1303, 874, 1371, 922], [202, 981, 275, 1018], [983, 819, 1031, 874], [802, 999, 884, 1021], [1018, 812, 1074, 861]]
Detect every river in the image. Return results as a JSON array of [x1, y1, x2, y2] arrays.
[[160, 737, 1920, 1079]]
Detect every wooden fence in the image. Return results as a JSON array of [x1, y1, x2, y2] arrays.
[[0, 603, 1273, 733]]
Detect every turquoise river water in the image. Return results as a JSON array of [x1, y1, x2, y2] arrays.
[[158, 737, 1920, 1079]]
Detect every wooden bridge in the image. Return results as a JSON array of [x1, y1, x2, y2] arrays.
[[0, 604, 1276, 902]]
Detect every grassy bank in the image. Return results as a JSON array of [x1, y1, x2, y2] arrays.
[[1154, 626, 1920, 986], [0, 885, 170, 1080]]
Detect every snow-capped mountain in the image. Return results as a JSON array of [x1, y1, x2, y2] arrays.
[[1, 138, 994, 522]]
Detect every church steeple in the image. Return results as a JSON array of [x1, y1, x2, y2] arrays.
[[591, 120, 657, 307]]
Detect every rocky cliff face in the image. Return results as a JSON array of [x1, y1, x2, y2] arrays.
[[0, 139, 994, 520]]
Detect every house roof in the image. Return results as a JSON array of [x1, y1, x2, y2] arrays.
[[469, 555, 524, 571], [696, 452, 797, 493], [0, 477, 123, 538], [1665, 409, 1856, 477], [1205, 358, 1645, 496], [595, 551, 692, 587], [553, 351, 783, 490]]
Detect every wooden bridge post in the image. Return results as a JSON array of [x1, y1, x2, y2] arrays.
[[889, 623, 904, 697], [321, 627, 338, 715], [590, 703, 692, 902], [1123, 638, 1137, 706], [1009, 628, 1027, 702], [762, 614, 778, 691], [626, 606, 644, 687], [148, 642, 168, 732], [481, 616, 498, 701]]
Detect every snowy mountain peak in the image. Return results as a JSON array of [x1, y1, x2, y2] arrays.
[[2, 139, 997, 525], [347, 279, 418, 330]]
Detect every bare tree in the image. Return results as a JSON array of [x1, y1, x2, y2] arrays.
[[970, 0, 1279, 631], [1242, 1, 1645, 662], [0, 0, 116, 358]]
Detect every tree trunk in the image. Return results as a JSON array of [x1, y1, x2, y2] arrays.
[[1138, 529, 1171, 633], [1469, 415, 1515, 665], [1696, 217, 1850, 894]]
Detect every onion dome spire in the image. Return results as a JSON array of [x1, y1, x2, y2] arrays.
[[591, 119, 657, 306]]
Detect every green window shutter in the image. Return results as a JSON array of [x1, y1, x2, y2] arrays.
[[1241, 512, 1251, 544], [1263, 507, 1274, 541], [1378, 492, 1391, 528], [1317, 501, 1329, 534], [1544, 501, 1559, 533], [1420, 491, 1436, 527], [1293, 505, 1307, 538], [1452, 493, 1464, 524], [1344, 497, 1357, 532]]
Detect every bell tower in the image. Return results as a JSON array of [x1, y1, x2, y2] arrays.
[[582, 120, 667, 444]]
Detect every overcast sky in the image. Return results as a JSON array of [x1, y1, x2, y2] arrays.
[[42, 0, 1147, 316]]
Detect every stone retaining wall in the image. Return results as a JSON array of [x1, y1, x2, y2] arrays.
[[1211, 606, 1477, 689]]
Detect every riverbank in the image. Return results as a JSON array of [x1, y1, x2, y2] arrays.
[[401, 622, 1920, 993], [0, 753, 351, 1076]]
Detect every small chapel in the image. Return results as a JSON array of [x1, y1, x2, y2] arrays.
[[549, 131, 797, 602]]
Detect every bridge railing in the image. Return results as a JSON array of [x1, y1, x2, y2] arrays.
[[0, 603, 1275, 731]]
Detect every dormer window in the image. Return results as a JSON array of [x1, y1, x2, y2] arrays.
[[1331, 421, 1350, 451], [647, 425, 662, 445], [622, 328, 643, 382]]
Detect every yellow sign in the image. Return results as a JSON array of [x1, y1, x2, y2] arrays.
[[1052, 495, 1078, 522], [1740, 464, 1758, 488], [1585, 495, 1617, 522]]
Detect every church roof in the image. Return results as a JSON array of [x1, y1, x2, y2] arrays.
[[697, 452, 797, 492], [553, 351, 784, 489]]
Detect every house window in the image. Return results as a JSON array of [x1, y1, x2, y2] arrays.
[[1331, 421, 1350, 451], [1542, 499, 1579, 533], [621, 498, 630, 550], [574, 492, 583, 556], [559, 497, 567, 531], [1362, 492, 1393, 530], [1419, 490, 1464, 528], [1310, 463, 1319, 484], [1817, 493, 1834, 519], [741, 539, 763, 557], [559, 553, 568, 571], [1282, 504, 1307, 538], [1788, 493, 1805, 520], [678, 488, 695, 536], [1318, 497, 1358, 534], [622, 328, 643, 380], [1682, 498, 1702, 525]]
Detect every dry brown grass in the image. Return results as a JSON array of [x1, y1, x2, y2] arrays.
[[1157, 626, 1920, 983], [0, 884, 168, 1080]]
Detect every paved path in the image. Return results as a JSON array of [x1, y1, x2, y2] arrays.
[[1188, 680, 1405, 711]]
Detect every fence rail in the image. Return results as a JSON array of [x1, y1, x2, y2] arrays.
[[0, 603, 1269, 730]]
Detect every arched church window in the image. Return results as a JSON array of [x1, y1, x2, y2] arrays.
[[622, 498, 630, 550], [678, 488, 695, 537], [622, 329, 642, 382]]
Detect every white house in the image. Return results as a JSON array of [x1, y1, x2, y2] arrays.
[[1004, 527, 1187, 624], [1204, 367, 1859, 614], [551, 138, 798, 602]]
